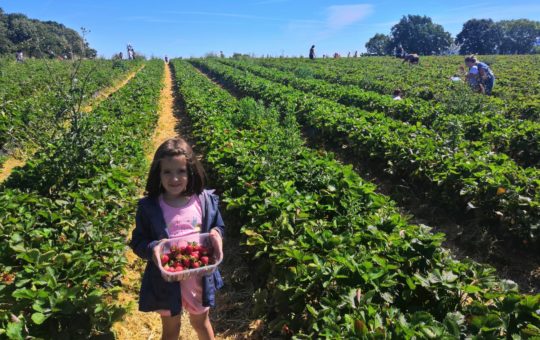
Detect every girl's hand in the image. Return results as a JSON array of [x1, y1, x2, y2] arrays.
[[209, 229, 223, 262]]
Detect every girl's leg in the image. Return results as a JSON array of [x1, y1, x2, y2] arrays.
[[161, 314, 181, 340], [189, 310, 215, 340]]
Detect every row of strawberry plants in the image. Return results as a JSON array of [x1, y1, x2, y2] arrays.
[[172, 59, 540, 338], [255, 57, 540, 121], [219, 58, 540, 168], [0, 59, 142, 165], [0, 60, 163, 338], [192, 59, 540, 247]]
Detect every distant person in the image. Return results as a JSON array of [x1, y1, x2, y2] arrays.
[[392, 89, 403, 100], [333, 52, 340, 59], [16, 51, 24, 62], [402, 53, 419, 64], [460, 65, 484, 93], [347, 52, 351, 58], [464, 55, 495, 95], [220, 51, 224, 58], [127, 44, 134, 60], [164, 55, 169, 63], [354, 51, 358, 58], [309, 45, 315, 60], [395, 44, 404, 58], [119, 52, 123, 60]]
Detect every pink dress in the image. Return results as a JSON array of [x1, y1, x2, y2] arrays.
[[156, 194, 209, 315]]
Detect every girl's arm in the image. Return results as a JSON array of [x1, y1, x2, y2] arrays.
[[129, 204, 161, 261], [209, 201, 226, 260], [210, 207, 225, 238]]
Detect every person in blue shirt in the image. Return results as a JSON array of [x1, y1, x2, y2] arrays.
[[464, 55, 495, 95]]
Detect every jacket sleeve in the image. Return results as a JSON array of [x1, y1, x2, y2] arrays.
[[210, 194, 225, 239], [129, 201, 160, 260]]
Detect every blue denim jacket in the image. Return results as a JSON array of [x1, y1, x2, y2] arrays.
[[129, 189, 225, 316]]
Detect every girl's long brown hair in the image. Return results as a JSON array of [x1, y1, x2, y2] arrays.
[[145, 138, 206, 198]]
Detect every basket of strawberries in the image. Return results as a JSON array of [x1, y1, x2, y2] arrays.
[[155, 232, 222, 282]]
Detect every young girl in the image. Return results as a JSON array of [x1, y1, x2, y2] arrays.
[[130, 137, 224, 340]]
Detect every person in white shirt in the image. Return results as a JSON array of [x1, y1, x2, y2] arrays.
[[392, 89, 403, 100]]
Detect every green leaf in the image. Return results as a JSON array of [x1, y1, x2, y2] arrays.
[[406, 277, 416, 290], [6, 321, 24, 340], [31, 312, 47, 325], [463, 285, 481, 293]]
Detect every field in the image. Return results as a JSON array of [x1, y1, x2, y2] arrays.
[[0, 56, 539, 338]]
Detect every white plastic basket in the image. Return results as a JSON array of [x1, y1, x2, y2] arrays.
[[156, 233, 223, 282]]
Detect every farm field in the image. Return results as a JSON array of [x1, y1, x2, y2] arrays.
[[1, 56, 539, 338], [0, 58, 142, 171]]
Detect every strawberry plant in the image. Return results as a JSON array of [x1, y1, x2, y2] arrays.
[[191, 59, 540, 247], [0, 58, 142, 168], [219, 58, 540, 168], [0, 60, 163, 338], [171, 59, 540, 338]]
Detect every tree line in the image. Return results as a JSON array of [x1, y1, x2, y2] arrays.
[[366, 15, 540, 56], [0, 7, 97, 59]]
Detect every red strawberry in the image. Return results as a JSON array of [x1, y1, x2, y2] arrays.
[[182, 258, 190, 267], [192, 262, 200, 269], [191, 251, 200, 260], [176, 266, 184, 272], [200, 256, 209, 265], [185, 244, 194, 254], [161, 254, 169, 265]]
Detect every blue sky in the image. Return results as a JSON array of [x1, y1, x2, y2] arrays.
[[2, 1, 540, 58]]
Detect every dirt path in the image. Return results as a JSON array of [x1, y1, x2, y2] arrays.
[[0, 64, 145, 184]]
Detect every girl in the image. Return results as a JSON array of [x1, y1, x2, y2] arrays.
[[130, 137, 224, 340]]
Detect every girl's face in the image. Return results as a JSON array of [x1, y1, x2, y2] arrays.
[[160, 155, 189, 196], [465, 61, 474, 68]]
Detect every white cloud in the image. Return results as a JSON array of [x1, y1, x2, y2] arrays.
[[325, 4, 374, 31]]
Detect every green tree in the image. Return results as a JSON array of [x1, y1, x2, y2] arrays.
[[365, 33, 391, 55], [497, 19, 540, 54], [456, 19, 502, 55], [390, 15, 453, 55], [0, 7, 97, 58]]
